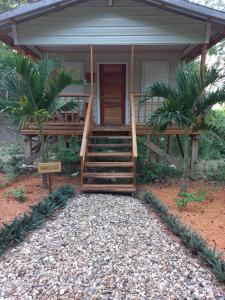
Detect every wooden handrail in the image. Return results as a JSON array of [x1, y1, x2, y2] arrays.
[[80, 95, 94, 185], [131, 94, 138, 159], [59, 94, 90, 98], [80, 95, 94, 159]]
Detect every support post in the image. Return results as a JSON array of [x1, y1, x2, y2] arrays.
[[191, 134, 199, 177], [90, 45, 94, 96], [167, 136, 173, 156], [24, 136, 32, 161], [130, 45, 134, 95], [200, 43, 207, 82]]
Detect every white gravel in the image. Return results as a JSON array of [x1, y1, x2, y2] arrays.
[[0, 193, 225, 299]]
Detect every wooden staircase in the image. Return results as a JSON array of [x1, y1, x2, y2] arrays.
[[80, 96, 137, 193]]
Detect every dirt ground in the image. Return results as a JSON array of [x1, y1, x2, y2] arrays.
[[0, 173, 80, 225], [1, 173, 225, 257], [140, 180, 225, 256]]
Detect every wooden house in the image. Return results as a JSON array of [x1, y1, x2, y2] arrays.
[[0, 0, 225, 192]]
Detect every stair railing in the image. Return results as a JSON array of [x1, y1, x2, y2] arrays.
[[130, 94, 138, 185], [80, 94, 94, 185]]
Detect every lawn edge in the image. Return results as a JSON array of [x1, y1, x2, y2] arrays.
[[143, 191, 225, 282], [0, 184, 75, 256]]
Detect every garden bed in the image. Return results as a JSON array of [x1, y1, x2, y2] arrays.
[[0, 173, 79, 225], [140, 180, 225, 255]]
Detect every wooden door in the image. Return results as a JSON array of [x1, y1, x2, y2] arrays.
[[100, 64, 126, 125]]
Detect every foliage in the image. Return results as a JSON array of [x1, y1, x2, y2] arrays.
[[137, 160, 179, 183], [3, 187, 26, 202], [137, 136, 180, 183], [174, 190, 206, 209], [199, 160, 225, 181], [0, 143, 24, 185], [0, 53, 84, 187], [0, 0, 39, 13], [0, 184, 75, 256], [0, 53, 83, 165], [48, 136, 80, 175], [144, 191, 225, 281], [144, 63, 225, 194], [200, 109, 225, 159]]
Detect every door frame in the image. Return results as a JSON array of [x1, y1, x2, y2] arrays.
[[97, 61, 129, 125]]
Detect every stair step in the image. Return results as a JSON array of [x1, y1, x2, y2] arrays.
[[88, 144, 131, 148], [81, 184, 136, 192], [83, 172, 134, 179], [93, 127, 130, 132], [90, 136, 132, 139], [85, 162, 134, 168], [87, 152, 132, 157]]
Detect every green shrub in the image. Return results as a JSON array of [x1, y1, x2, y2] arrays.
[[0, 184, 75, 256], [174, 190, 206, 209], [3, 187, 26, 202], [0, 143, 24, 184], [144, 191, 225, 282], [49, 136, 80, 175], [137, 161, 180, 184]]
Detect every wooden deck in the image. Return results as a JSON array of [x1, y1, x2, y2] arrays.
[[21, 124, 199, 136], [21, 94, 200, 137]]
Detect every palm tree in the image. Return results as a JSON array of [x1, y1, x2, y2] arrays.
[[145, 62, 225, 194], [0, 52, 83, 187]]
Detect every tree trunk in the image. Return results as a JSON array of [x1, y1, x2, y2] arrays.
[[179, 133, 189, 195]]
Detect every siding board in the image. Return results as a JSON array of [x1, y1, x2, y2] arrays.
[[16, 0, 206, 45]]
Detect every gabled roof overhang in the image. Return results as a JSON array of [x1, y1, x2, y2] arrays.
[[0, 0, 224, 60]]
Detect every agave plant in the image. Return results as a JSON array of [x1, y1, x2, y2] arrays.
[[145, 62, 225, 194], [0, 52, 83, 187]]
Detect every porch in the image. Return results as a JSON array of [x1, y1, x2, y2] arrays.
[[21, 44, 203, 192]]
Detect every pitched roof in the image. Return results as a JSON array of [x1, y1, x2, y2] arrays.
[[0, 0, 225, 25]]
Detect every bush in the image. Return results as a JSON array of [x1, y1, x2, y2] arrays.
[[144, 191, 225, 281], [3, 187, 26, 202], [0, 143, 25, 184], [196, 159, 225, 181], [137, 160, 180, 183], [48, 136, 80, 175], [174, 190, 206, 209], [0, 184, 75, 256]]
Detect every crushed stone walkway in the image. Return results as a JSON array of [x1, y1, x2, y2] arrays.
[[0, 194, 225, 299]]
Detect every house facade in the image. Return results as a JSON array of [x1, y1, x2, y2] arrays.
[[0, 0, 225, 191]]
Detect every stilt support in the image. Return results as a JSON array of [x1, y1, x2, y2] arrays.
[[24, 136, 32, 161], [191, 134, 199, 176]]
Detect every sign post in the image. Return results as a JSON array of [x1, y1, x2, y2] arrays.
[[38, 162, 62, 193]]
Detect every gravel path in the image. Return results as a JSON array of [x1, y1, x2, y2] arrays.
[[0, 194, 225, 299]]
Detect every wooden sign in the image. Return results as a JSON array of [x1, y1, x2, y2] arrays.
[[38, 162, 61, 174], [38, 162, 62, 194]]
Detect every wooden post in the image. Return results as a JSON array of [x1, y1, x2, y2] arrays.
[[48, 173, 52, 193], [167, 136, 173, 156], [24, 136, 32, 161], [200, 43, 207, 82], [130, 45, 134, 94], [90, 45, 94, 96], [191, 135, 199, 177]]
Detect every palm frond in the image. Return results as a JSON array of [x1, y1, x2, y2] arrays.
[[197, 88, 225, 115], [145, 81, 179, 100], [42, 69, 73, 109], [48, 99, 77, 116]]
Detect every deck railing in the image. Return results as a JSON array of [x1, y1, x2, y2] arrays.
[[22, 94, 90, 132], [132, 93, 165, 127], [48, 94, 90, 124], [80, 94, 94, 185], [130, 94, 138, 184]]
